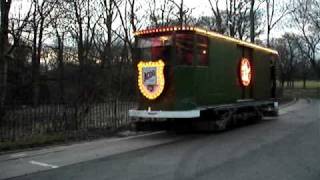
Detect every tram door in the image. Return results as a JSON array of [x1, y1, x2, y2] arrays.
[[270, 55, 277, 99]]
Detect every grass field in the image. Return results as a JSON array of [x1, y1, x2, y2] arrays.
[[280, 80, 320, 99], [283, 88, 320, 98], [278, 80, 320, 89], [290, 80, 320, 89]]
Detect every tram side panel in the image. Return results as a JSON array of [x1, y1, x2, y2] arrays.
[[204, 36, 243, 105]]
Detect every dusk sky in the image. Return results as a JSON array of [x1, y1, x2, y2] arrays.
[[10, 0, 291, 44]]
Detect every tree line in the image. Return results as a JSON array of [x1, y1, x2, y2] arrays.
[[0, 0, 319, 109]]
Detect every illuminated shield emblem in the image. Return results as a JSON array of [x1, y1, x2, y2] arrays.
[[137, 60, 165, 100], [239, 58, 252, 87]]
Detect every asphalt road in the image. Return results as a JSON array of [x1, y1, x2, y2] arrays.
[[2, 99, 320, 180]]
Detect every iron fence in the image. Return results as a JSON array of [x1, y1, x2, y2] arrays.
[[0, 100, 137, 142]]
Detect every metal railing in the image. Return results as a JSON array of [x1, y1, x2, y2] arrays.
[[0, 100, 137, 142]]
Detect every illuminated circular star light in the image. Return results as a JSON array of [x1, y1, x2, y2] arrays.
[[137, 60, 165, 100], [240, 58, 252, 87]]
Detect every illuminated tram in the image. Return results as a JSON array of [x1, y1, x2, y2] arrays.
[[129, 26, 279, 130]]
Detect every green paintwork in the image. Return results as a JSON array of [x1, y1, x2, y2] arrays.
[[137, 31, 277, 111]]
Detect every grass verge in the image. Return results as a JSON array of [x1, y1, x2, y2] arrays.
[[283, 88, 320, 99], [0, 133, 66, 152], [0, 127, 134, 153]]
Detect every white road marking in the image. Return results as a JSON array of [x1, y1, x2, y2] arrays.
[[10, 153, 26, 158], [29, 160, 59, 169]]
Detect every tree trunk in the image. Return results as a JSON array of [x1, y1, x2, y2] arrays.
[[104, 0, 113, 69], [249, 0, 255, 43], [32, 8, 39, 106], [56, 32, 65, 103], [31, 8, 46, 106], [303, 76, 306, 89], [292, 80, 294, 88], [32, 44, 40, 106], [34, 17, 45, 106], [77, 36, 85, 102], [73, 0, 86, 102], [267, 25, 271, 47], [179, 0, 184, 27], [0, 0, 11, 108]]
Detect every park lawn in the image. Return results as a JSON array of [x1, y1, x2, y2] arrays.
[[277, 80, 320, 89], [277, 80, 320, 99], [292, 80, 320, 89]]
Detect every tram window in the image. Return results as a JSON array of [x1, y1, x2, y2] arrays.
[[151, 46, 170, 60], [137, 36, 172, 48], [196, 35, 208, 66], [176, 33, 194, 65], [137, 36, 172, 60]]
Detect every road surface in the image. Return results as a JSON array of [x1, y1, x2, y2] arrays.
[[1, 99, 320, 180]]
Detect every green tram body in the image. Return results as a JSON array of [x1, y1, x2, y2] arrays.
[[130, 26, 278, 120]]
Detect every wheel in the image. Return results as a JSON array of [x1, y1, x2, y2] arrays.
[[214, 110, 233, 131]]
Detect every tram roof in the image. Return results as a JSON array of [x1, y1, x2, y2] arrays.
[[134, 26, 278, 55]]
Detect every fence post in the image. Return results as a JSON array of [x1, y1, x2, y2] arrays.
[[114, 100, 117, 129], [0, 107, 3, 141]]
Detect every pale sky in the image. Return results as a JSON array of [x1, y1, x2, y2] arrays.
[[10, 0, 291, 45], [137, 0, 290, 40]]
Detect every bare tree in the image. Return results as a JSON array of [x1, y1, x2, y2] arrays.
[[266, 0, 289, 47], [249, 0, 254, 42], [8, 2, 32, 55], [295, 41, 311, 88], [208, 0, 225, 33], [1, 0, 32, 107], [169, 0, 193, 27], [309, 0, 320, 30], [0, 0, 11, 108], [67, 0, 101, 102], [113, 0, 149, 98], [195, 16, 215, 30], [291, 0, 320, 78], [231, 0, 251, 39], [170, 0, 183, 27], [50, 1, 68, 102], [114, 0, 140, 54], [225, 0, 246, 37], [30, 0, 57, 105], [272, 34, 299, 88], [148, 0, 175, 27], [208, 0, 262, 40], [238, 0, 264, 41], [95, 0, 118, 68]]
